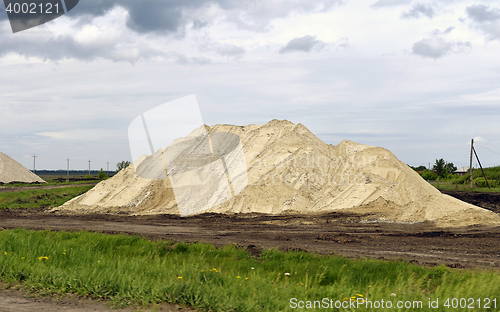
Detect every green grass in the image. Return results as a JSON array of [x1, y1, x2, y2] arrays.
[[1, 179, 100, 188], [0, 185, 94, 209], [1, 229, 499, 311], [431, 182, 500, 193]]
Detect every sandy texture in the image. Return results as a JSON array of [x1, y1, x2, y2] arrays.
[[0, 152, 46, 184], [53, 120, 500, 227]]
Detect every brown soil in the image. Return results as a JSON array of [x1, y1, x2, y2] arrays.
[[0, 283, 194, 312], [1, 190, 499, 270], [0, 183, 97, 194], [441, 190, 500, 214], [0, 189, 499, 310]]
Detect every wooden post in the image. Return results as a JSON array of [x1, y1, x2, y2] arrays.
[[472, 147, 491, 189], [469, 139, 474, 188]]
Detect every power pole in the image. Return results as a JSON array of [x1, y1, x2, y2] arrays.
[[88, 159, 91, 175], [33, 154, 37, 173], [107, 161, 109, 176], [469, 139, 474, 188], [472, 145, 491, 189]]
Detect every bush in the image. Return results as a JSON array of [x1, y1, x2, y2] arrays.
[[420, 169, 438, 180], [97, 168, 108, 180], [83, 174, 93, 180], [474, 177, 489, 187]]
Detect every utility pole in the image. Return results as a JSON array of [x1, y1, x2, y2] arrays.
[[88, 159, 91, 176], [472, 144, 491, 189], [33, 154, 37, 173], [469, 139, 474, 188], [107, 161, 109, 176]]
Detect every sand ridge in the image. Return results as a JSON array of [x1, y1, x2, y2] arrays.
[[0, 152, 46, 184], [53, 120, 500, 228]]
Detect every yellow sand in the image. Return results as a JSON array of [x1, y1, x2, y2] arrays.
[[53, 120, 500, 228], [0, 152, 46, 184]]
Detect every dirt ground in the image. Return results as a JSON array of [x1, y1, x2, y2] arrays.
[[0, 282, 194, 312], [1, 190, 499, 311], [1, 190, 500, 269], [0, 183, 97, 194]]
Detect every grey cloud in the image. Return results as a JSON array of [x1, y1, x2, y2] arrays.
[[0, 0, 342, 62], [45, 0, 342, 34], [412, 37, 471, 59], [197, 41, 245, 58], [218, 44, 245, 57], [192, 20, 209, 29], [335, 37, 349, 50], [430, 26, 454, 35], [220, 0, 343, 32], [0, 33, 161, 62], [401, 3, 435, 19], [279, 35, 326, 54], [466, 4, 500, 22], [466, 4, 500, 40], [370, 0, 411, 8], [175, 54, 212, 65]]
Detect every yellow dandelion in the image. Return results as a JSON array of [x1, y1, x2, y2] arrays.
[[3, 252, 6, 255], [201, 270, 205, 272], [356, 294, 363, 297], [63, 253, 66, 255], [38, 256, 49, 261], [245, 277, 249, 280], [178, 276, 182, 279], [236, 276, 241, 278], [343, 298, 348, 301], [21, 257, 25, 260]]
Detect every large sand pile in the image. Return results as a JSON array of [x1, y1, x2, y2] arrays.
[[0, 152, 46, 184], [53, 120, 500, 228]]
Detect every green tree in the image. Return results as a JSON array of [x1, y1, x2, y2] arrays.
[[97, 168, 108, 180], [433, 159, 446, 177], [116, 161, 131, 173], [445, 162, 457, 174]]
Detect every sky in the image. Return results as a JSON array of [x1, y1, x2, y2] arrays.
[[1, 0, 500, 171]]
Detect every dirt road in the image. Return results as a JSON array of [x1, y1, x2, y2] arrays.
[[0, 282, 194, 312]]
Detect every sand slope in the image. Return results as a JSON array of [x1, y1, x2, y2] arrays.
[[54, 120, 500, 227], [0, 152, 46, 184]]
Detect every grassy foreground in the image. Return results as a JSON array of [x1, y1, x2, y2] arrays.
[[0, 229, 499, 311], [0, 185, 94, 209]]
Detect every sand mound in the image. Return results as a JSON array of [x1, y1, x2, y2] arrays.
[[0, 152, 46, 184], [53, 120, 500, 228]]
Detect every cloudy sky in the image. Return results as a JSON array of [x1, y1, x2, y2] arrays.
[[1, 0, 500, 171]]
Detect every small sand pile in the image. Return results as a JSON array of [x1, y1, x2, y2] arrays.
[[0, 152, 46, 184], [54, 120, 500, 228]]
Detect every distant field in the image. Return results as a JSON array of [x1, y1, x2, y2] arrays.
[[0, 185, 94, 209], [1, 174, 105, 187]]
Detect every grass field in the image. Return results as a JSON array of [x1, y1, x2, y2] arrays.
[[1, 176, 101, 187], [0, 185, 94, 209], [0, 229, 498, 311], [427, 181, 500, 193]]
